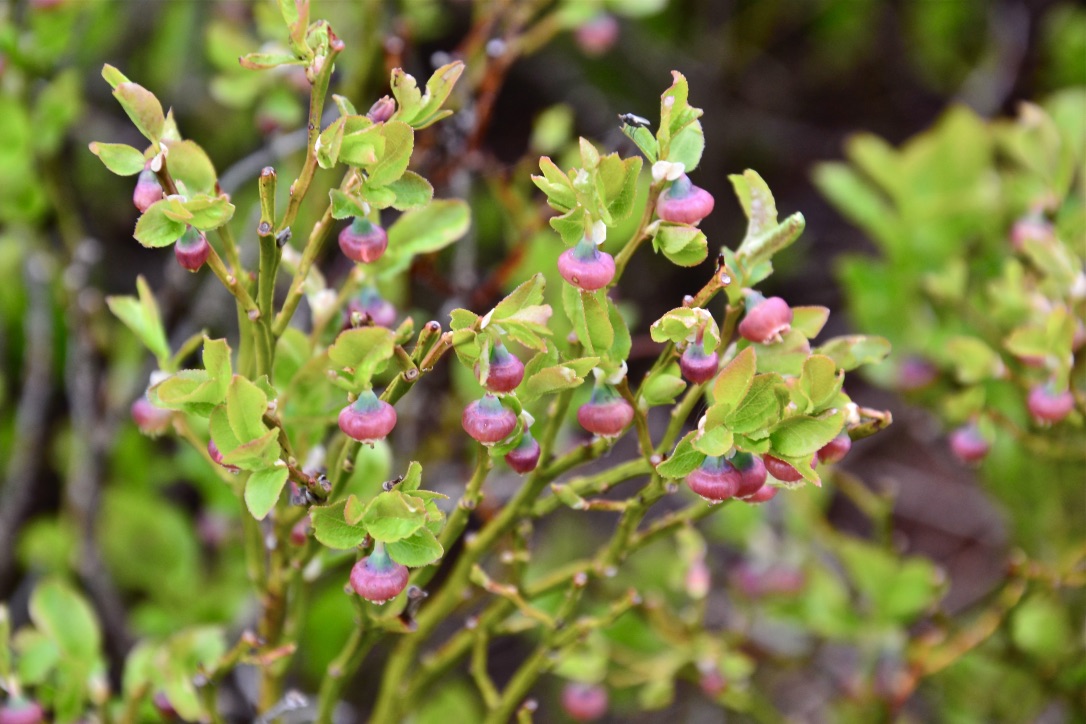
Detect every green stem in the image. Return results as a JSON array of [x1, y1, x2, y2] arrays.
[[315, 604, 380, 724], [532, 458, 651, 516], [612, 181, 664, 280]]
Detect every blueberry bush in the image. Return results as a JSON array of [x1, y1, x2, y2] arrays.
[[1, 0, 1083, 722]]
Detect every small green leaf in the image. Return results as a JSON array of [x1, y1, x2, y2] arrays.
[[768, 409, 846, 457], [410, 61, 465, 129], [669, 120, 705, 171], [387, 171, 434, 210], [726, 373, 787, 434], [329, 188, 367, 220], [226, 375, 270, 442], [642, 364, 686, 406], [339, 123, 385, 167], [179, 194, 235, 231], [693, 426, 733, 456], [597, 153, 643, 222], [653, 223, 708, 267], [532, 156, 577, 211], [656, 430, 706, 478], [311, 501, 367, 550], [101, 64, 131, 90], [113, 81, 165, 142], [797, 354, 843, 411], [151, 338, 232, 414], [328, 327, 397, 383], [712, 346, 756, 412], [239, 51, 303, 70], [380, 199, 471, 276], [163, 140, 217, 195], [244, 466, 289, 520], [134, 199, 187, 248], [754, 330, 812, 376], [400, 461, 423, 492], [791, 306, 831, 339], [729, 169, 778, 239], [316, 116, 347, 169], [367, 121, 414, 187], [29, 579, 101, 661], [943, 336, 1001, 384], [649, 307, 719, 350], [521, 357, 599, 403], [562, 286, 612, 354], [362, 491, 427, 542], [738, 212, 805, 268], [89, 142, 145, 176], [492, 274, 546, 320], [815, 335, 892, 372], [387, 527, 444, 567], [106, 275, 170, 364]]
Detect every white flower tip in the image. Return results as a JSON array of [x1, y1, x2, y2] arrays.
[[479, 310, 494, 329], [149, 369, 170, 386], [521, 411, 536, 427], [604, 361, 628, 385], [652, 160, 686, 183], [588, 219, 607, 246]]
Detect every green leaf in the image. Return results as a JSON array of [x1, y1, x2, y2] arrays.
[[562, 286, 612, 354], [797, 354, 843, 412], [367, 121, 414, 187], [657, 70, 703, 153], [387, 171, 434, 210], [738, 212, 805, 268], [178, 194, 235, 231], [239, 51, 303, 70], [649, 307, 720, 350], [791, 306, 831, 339], [113, 81, 165, 142], [362, 491, 427, 542], [386, 526, 444, 567], [652, 223, 708, 266], [329, 188, 367, 220], [521, 357, 599, 403], [316, 116, 347, 169], [101, 64, 131, 90], [642, 364, 686, 406], [328, 327, 397, 382], [693, 426, 733, 456], [340, 123, 385, 167], [532, 156, 577, 211], [151, 338, 232, 414], [88, 142, 145, 176], [311, 500, 367, 550], [549, 206, 588, 246], [768, 409, 846, 457], [226, 375, 270, 442], [380, 199, 471, 275], [400, 460, 423, 492], [163, 140, 217, 195], [607, 297, 632, 362], [726, 373, 786, 434], [729, 169, 778, 239], [29, 578, 101, 661], [669, 120, 705, 171], [244, 466, 290, 520], [412, 61, 465, 129], [492, 274, 546, 321], [712, 346, 756, 412], [815, 335, 892, 372], [389, 68, 423, 125], [656, 430, 705, 478], [754, 330, 813, 376], [106, 275, 170, 364], [134, 199, 187, 248], [598, 154, 643, 222]]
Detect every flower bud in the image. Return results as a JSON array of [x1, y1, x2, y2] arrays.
[[738, 295, 793, 344], [576, 384, 633, 437], [0, 699, 44, 724], [656, 174, 715, 226], [338, 391, 398, 443], [477, 342, 525, 393], [339, 217, 389, 264], [350, 544, 409, 604], [366, 95, 396, 123], [208, 439, 240, 473], [763, 454, 811, 483], [816, 433, 852, 464], [560, 682, 609, 722], [573, 13, 619, 57], [462, 394, 518, 444], [1027, 383, 1074, 424], [504, 430, 541, 474], [679, 341, 718, 384], [949, 423, 989, 464], [131, 394, 173, 437], [133, 168, 163, 212], [174, 227, 211, 272], [344, 287, 397, 329], [557, 238, 615, 291]]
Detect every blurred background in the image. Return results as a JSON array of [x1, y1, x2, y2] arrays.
[[1, 0, 1084, 721]]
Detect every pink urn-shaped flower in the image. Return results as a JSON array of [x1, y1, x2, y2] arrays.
[[738, 294, 793, 344], [0, 699, 44, 724], [558, 238, 615, 291], [573, 12, 619, 57], [477, 341, 525, 393], [679, 340, 719, 384], [742, 483, 779, 504], [763, 454, 808, 483], [350, 543, 409, 604], [462, 394, 518, 444], [131, 394, 173, 437], [817, 433, 852, 464], [561, 682, 609, 722], [504, 429, 541, 474], [174, 226, 211, 272], [1027, 383, 1074, 425], [338, 390, 397, 443], [949, 423, 990, 465], [338, 217, 389, 264], [577, 383, 634, 437], [731, 451, 768, 498], [344, 286, 398, 329], [656, 174, 715, 226], [132, 167, 163, 213]]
